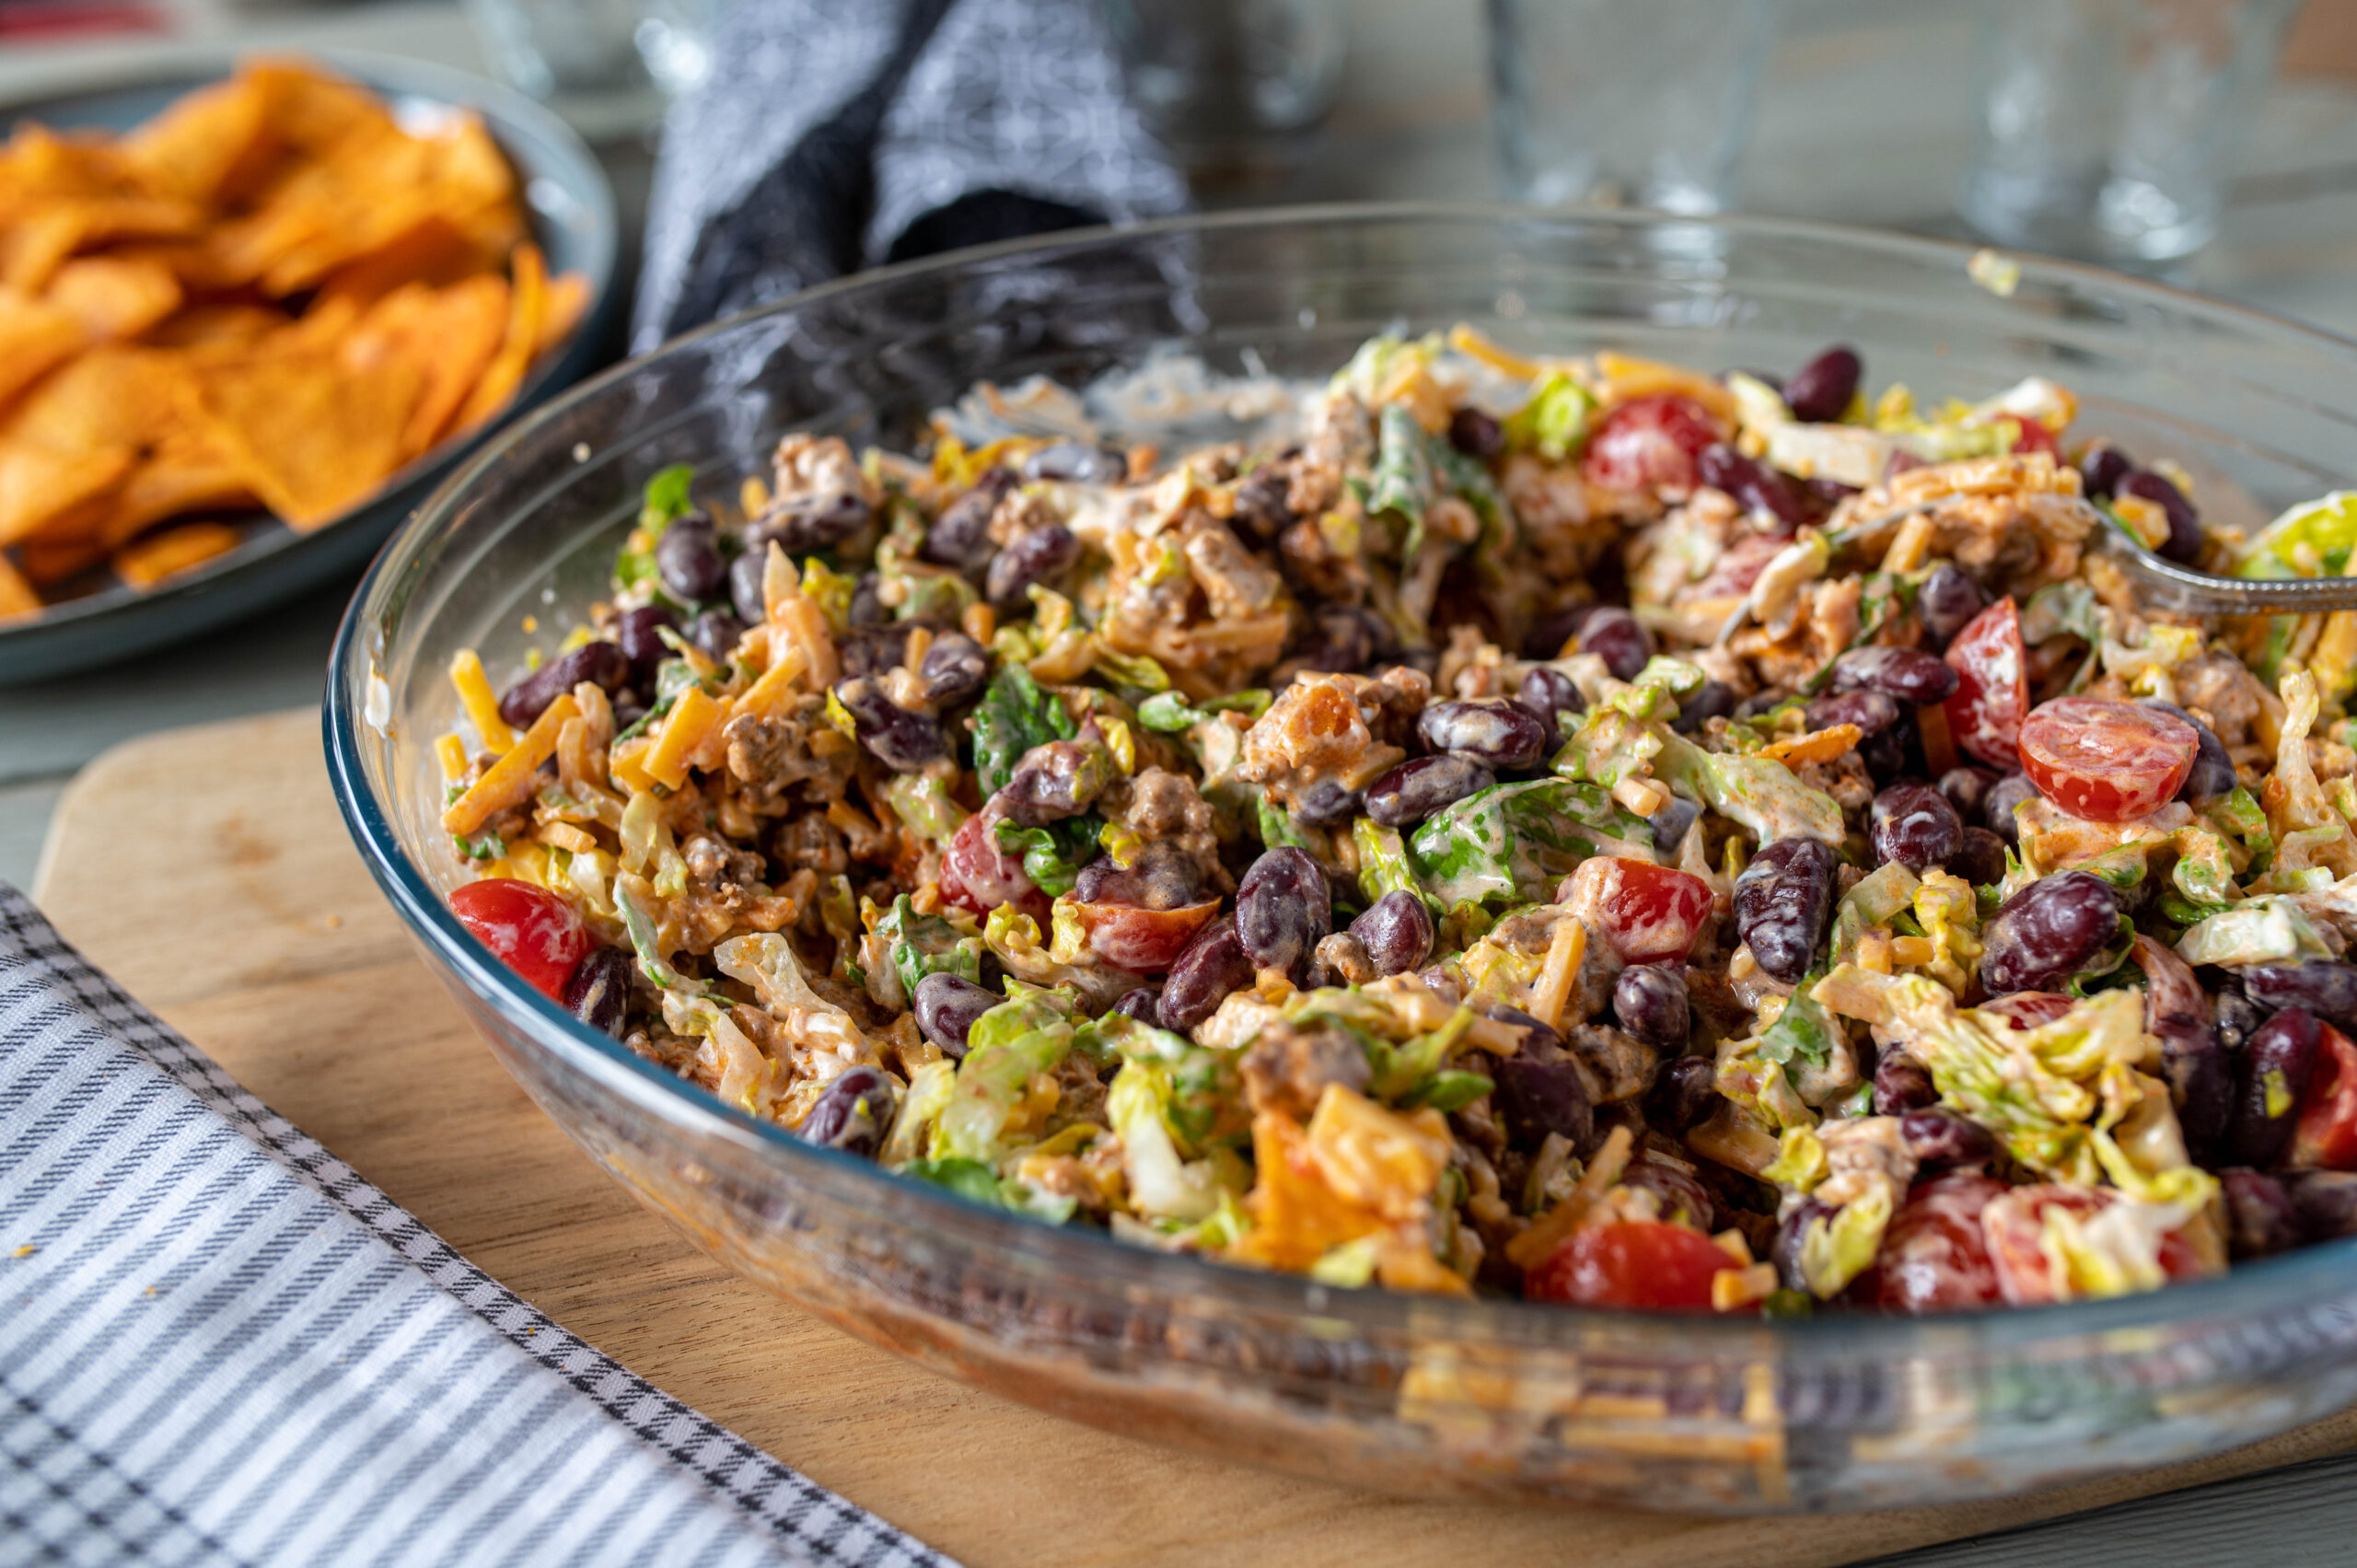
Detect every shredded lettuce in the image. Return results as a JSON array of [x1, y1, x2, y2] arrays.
[[1353, 817, 1433, 910], [2175, 895, 2336, 967], [996, 811, 1104, 898], [1406, 777, 1654, 909], [932, 986, 1077, 1166], [1502, 371, 1596, 462], [1654, 730, 1846, 845], [970, 663, 1076, 794], [1136, 687, 1271, 732]]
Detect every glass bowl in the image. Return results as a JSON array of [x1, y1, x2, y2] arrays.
[[326, 205, 2357, 1514]]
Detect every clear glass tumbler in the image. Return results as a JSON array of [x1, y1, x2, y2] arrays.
[[1959, 0, 2301, 265], [1487, 0, 1781, 214], [1105, 0, 1348, 150], [464, 0, 710, 118]]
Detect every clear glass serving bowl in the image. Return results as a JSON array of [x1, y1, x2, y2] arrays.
[[326, 205, 2357, 1513]]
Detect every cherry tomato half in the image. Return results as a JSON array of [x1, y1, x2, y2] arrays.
[[2293, 1024, 2357, 1171], [449, 878, 593, 1001], [1979, 991, 2075, 1032], [1581, 394, 1724, 495], [1941, 596, 2027, 770], [2008, 416, 2061, 459], [1982, 1184, 2212, 1306], [2018, 695, 2197, 823], [1561, 855, 1714, 964], [939, 812, 1051, 926], [1852, 1172, 2008, 1314], [1526, 1220, 1735, 1310], [1059, 897, 1221, 973]]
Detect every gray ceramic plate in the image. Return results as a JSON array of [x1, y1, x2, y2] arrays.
[[0, 50, 618, 687]]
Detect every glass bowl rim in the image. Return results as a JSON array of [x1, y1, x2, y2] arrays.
[[326, 200, 2357, 1355]]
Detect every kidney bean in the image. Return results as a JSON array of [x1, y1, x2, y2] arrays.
[[1647, 1053, 1720, 1134], [2077, 441, 2133, 499], [1578, 607, 1655, 680], [614, 604, 678, 690], [1365, 754, 1496, 827], [1237, 847, 1332, 981], [1672, 679, 1736, 736], [1805, 688, 1902, 738], [1485, 1003, 1566, 1056], [2285, 1170, 2357, 1239], [848, 571, 887, 626], [1980, 871, 2120, 995], [1982, 772, 2038, 845], [1419, 699, 1546, 771], [561, 945, 633, 1038], [1023, 442, 1127, 484], [916, 632, 990, 706], [1157, 916, 1254, 1032], [833, 624, 911, 679], [1784, 345, 1862, 423], [1916, 564, 1987, 648], [833, 676, 946, 772], [923, 468, 1016, 571], [1733, 836, 1837, 984], [2244, 963, 2357, 1033], [2217, 982, 2266, 1053], [2160, 1025, 2233, 1161], [1613, 963, 1689, 1050], [1113, 987, 1161, 1024], [1871, 781, 1963, 872], [729, 549, 768, 625], [1293, 779, 1364, 827], [1231, 465, 1295, 542], [1696, 443, 1810, 532], [1901, 1108, 1996, 1170], [999, 738, 1111, 826], [1874, 1053, 1937, 1115], [1518, 666, 1586, 750], [1832, 645, 1959, 706], [1074, 841, 1203, 911], [1857, 712, 1917, 786], [1806, 477, 1860, 511], [798, 1064, 897, 1156], [751, 491, 872, 555], [1490, 1057, 1593, 1153], [2212, 1169, 2303, 1260], [1350, 890, 1433, 976], [986, 524, 1081, 610], [2137, 697, 2236, 804], [1447, 406, 1504, 458], [1522, 605, 1588, 661], [687, 609, 746, 663], [913, 972, 998, 1058], [498, 639, 628, 727], [1648, 795, 1700, 856], [1938, 765, 1999, 821], [1950, 826, 2009, 888], [655, 517, 727, 604], [1772, 1198, 1838, 1293], [2119, 470, 2202, 564], [2230, 1008, 2321, 1168]]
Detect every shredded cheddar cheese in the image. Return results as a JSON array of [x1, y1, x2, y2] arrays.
[[644, 685, 723, 791], [443, 693, 577, 836]]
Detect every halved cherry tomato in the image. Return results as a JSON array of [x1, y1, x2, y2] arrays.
[[1982, 1184, 2212, 1306], [939, 811, 1051, 926], [1580, 394, 1724, 495], [1852, 1172, 2008, 1314], [449, 878, 592, 1000], [1561, 855, 1714, 963], [1978, 991, 2075, 1031], [2293, 1024, 2357, 1170], [1942, 596, 2027, 769], [2018, 695, 2197, 822], [1060, 897, 1220, 973], [2008, 416, 2061, 459], [1526, 1220, 1735, 1310]]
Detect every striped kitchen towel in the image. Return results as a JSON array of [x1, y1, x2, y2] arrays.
[[0, 883, 956, 1568]]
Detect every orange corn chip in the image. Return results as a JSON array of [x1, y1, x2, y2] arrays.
[[186, 346, 422, 528], [44, 255, 183, 341], [536, 270, 589, 359], [145, 302, 288, 350], [16, 529, 108, 585], [101, 435, 255, 546], [0, 288, 85, 405], [343, 275, 509, 459], [0, 440, 131, 544], [119, 74, 271, 204], [112, 518, 242, 588], [314, 215, 501, 310], [7, 345, 190, 453], [456, 241, 544, 432], [0, 551, 37, 619]]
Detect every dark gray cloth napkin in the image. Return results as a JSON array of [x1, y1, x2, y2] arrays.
[[633, 0, 1190, 349]]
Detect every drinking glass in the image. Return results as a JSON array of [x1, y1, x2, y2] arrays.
[[1105, 0, 1348, 150], [1487, 0, 1781, 214], [1959, 0, 2301, 265]]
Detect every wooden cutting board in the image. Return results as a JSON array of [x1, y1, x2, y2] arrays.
[[32, 708, 2357, 1568]]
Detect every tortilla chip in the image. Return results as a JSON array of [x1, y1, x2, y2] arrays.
[[314, 215, 500, 310], [6, 345, 190, 453], [536, 270, 589, 359], [340, 274, 508, 458], [119, 73, 272, 204], [0, 440, 132, 545], [185, 345, 421, 528], [0, 551, 39, 617], [113, 518, 242, 588], [101, 435, 255, 546], [44, 255, 183, 341], [0, 289, 86, 405], [456, 241, 545, 433], [145, 302, 288, 349], [17, 529, 108, 585]]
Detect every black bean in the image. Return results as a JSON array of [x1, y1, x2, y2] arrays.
[[1231, 465, 1295, 542], [2285, 1170, 2357, 1239], [1937, 765, 2000, 821], [1490, 1057, 1592, 1153], [799, 1064, 897, 1156], [1784, 345, 1862, 424], [687, 609, 745, 663], [1806, 688, 1903, 738], [1870, 781, 1963, 872], [1649, 795, 1701, 856], [1648, 1054, 1720, 1133], [655, 517, 727, 604], [913, 972, 997, 1058], [1950, 826, 2009, 888], [999, 738, 1109, 826], [1901, 1108, 1996, 1170], [1696, 443, 1809, 532], [2077, 441, 2133, 500], [2230, 1007, 2320, 1168], [986, 524, 1081, 610], [1418, 699, 1546, 771], [1023, 442, 1127, 484], [1447, 406, 1505, 458], [923, 468, 1016, 572], [1365, 754, 1495, 827], [1113, 986, 1161, 1024], [1832, 645, 1959, 706], [2220, 1168, 2305, 1258], [729, 549, 768, 625], [561, 945, 633, 1038], [1672, 679, 1736, 736], [1917, 564, 1987, 648], [2137, 698, 2236, 804], [2217, 982, 2266, 1053], [1518, 666, 1586, 750], [1613, 963, 1689, 1050], [1873, 1054, 1937, 1115], [2119, 470, 2202, 564], [833, 676, 946, 772], [1293, 779, 1364, 828], [615, 604, 678, 690], [1982, 772, 2038, 844], [1733, 837, 1838, 984], [750, 491, 871, 555], [1237, 847, 1331, 981], [1980, 871, 2120, 995], [916, 632, 990, 706], [1578, 607, 1655, 680], [2160, 1024, 2233, 1161], [1158, 916, 1254, 1032], [1349, 891, 1433, 976], [2244, 963, 2357, 1034], [498, 639, 628, 727]]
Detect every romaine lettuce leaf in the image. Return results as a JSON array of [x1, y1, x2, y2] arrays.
[[971, 663, 1076, 794], [1406, 777, 1654, 909]]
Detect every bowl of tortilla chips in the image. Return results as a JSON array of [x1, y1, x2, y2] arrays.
[[0, 52, 615, 683]]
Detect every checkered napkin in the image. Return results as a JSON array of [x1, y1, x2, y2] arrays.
[[633, 0, 1190, 348], [0, 883, 956, 1568]]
